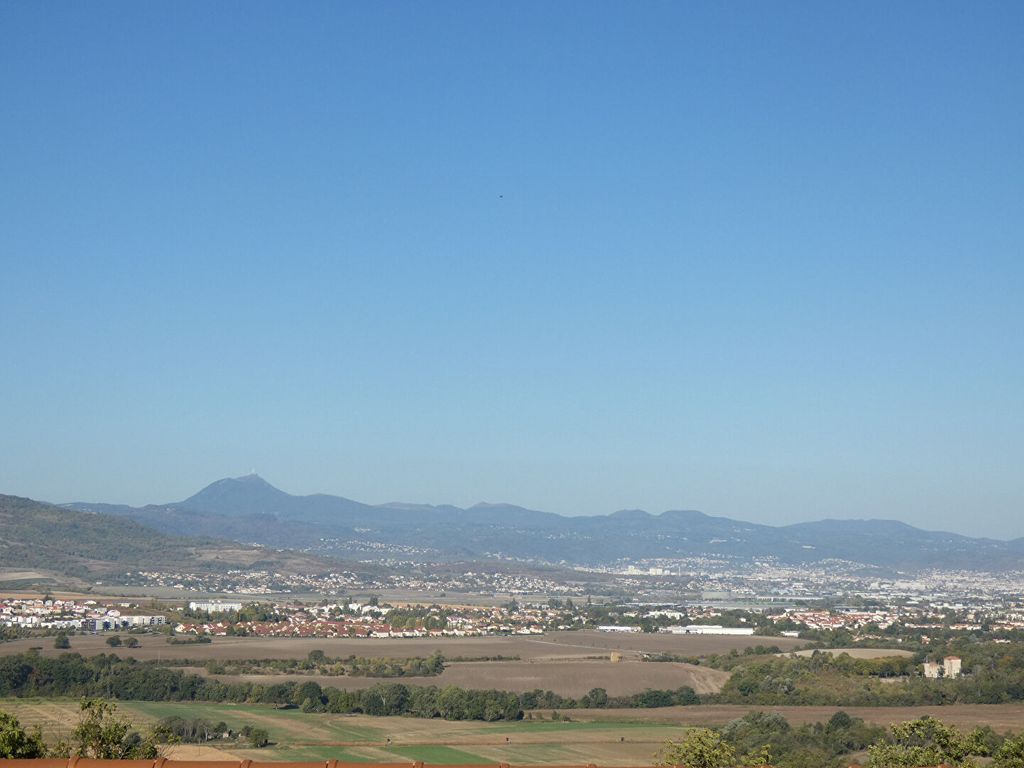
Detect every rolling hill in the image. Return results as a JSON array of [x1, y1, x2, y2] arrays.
[[0, 493, 339, 583]]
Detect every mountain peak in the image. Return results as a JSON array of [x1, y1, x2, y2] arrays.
[[234, 472, 274, 486], [178, 475, 375, 521], [610, 508, 652, 519], [182, 474, 291, 515]]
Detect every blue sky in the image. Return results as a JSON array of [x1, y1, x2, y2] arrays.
[[1, 3, 1021, 537]]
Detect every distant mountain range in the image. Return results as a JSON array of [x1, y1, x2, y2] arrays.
[[64, 474, 1024, 571]]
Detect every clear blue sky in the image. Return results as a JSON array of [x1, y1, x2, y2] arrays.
[[1, 3, 1021, 537]]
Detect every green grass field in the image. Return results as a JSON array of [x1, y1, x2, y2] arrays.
[[120, 700, 386, 744]]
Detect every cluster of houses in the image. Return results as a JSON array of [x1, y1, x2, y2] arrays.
[[176, 600, 549, 638], [1, 597, 166, 630], [772, 608, 896, 631], [597, 624, 755, 635], [174, 617, 545, 638]]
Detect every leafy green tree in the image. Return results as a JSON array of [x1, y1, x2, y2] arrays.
[[994, 734, 1024, 768], [426, 650, 445, 674], [0, 711, 47, 758], [721, 711, 789, 759], [240, 725, 269, 747], [658, 727, 738, 768], [54, 699, 158, 759], [868, 717, 989, 768], [291, 680, 324, 708], [437, 686, 469, 720], [54, 634, 71, 649], [124, 637, 140, 648], [363, 683, 410, 716], [106, 635, 122, 647]]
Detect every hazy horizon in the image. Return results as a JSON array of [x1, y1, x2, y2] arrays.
[[2, 3, 1021, 539], [8, 470, 1013, 543]]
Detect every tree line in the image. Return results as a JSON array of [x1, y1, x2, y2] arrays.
[[200, 648, 448, 678], [712, 648, 1024, 706], [0, 651, 522, 721], [12, 643, 1024, 718], [0, 650, 698, 720]]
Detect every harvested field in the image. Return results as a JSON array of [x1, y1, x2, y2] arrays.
[[784, 648, 915, 659], [534, 631, 804, 657], [163, 744, 244, 760], [0, 634, 545, 661], [425, 660, 728, 696], [0, 629, 801, 663], [204, 659, 730, 697]]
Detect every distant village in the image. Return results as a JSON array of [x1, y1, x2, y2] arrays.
[[0, 592, 1006, 685], [120, 567, 588, 598], [5, 582, 1024, 657], [177, 599, 549, 638], [1, 597, 166, 631]]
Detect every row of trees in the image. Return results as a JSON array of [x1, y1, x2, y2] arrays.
[[0, 650, 706, 720], [202, 648, 448, 678], [15, 643, 1024, 720], [0, 651, 524, 721], [53, 635, 141, 650], [521, 685, 700, 709]]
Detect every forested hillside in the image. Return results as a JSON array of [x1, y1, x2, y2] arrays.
[[0, 494, 334, 580]]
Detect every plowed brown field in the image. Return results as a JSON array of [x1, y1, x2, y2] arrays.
[[0, 629, 802, 662], [202, 659, 730, 697]]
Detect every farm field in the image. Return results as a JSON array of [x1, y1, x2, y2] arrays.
[[0, 629, 803, 662], [0, 698, 682, 766], [6, 698, 1024, 766], [203, 659, 730, 696]]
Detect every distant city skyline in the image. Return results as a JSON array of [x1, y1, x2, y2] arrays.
[[1, 3, 1021, 539]]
